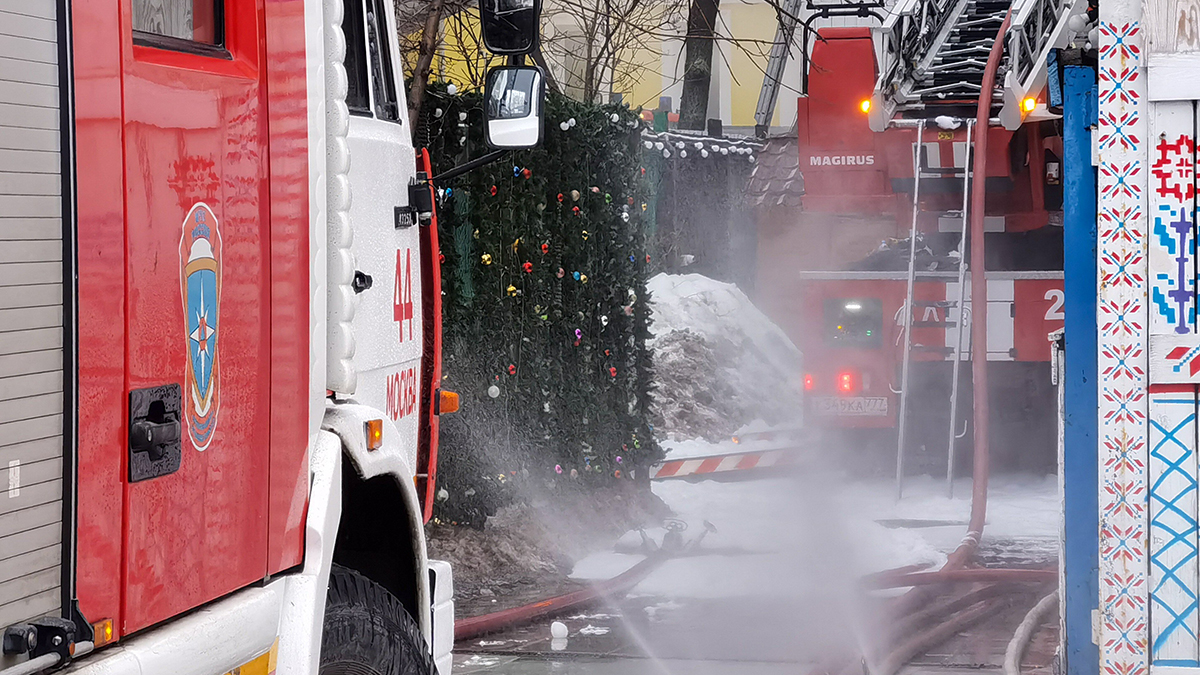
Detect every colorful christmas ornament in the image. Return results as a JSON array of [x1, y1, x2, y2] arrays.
[[555, 465, 563, 474], [507, 284, 517, 297], [481, 253, 492, 265], [523, 261, 533, 273], [557, 268, 565, 278], [581, 230, 589, 240], [541, 243, 549, 254], [508, 364, 517, 375], [572, 206, 581, 216], [572, 271, 581, 281], [605, 193, 612, 203], [557, 193, 564, 202], [570, 189, 580, 201], [522, 168, 532, 179], [581, 274, 588, 284], [609, 367, 617, 377], [490, 185, 497, 196]]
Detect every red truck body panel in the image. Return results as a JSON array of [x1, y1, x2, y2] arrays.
[[74, 0, 309, 638]]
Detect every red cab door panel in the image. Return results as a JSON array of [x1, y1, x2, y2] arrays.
[[120, 0, 270, 632]]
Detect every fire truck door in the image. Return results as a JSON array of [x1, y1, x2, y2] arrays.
[[342, 0, 424, 433], [119, 0, 270, 633]]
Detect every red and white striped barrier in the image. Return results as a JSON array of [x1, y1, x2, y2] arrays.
[[650, 447, 802, 480]]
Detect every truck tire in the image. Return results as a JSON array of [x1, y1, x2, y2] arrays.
[[320, 564, 435, 675]]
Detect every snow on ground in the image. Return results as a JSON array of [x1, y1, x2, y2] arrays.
[[571, 442, 1058, 600], [660, 429, 803, 460]]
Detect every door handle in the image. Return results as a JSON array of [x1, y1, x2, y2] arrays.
[[128, 384, 183, 482], [130, 417, 180, 460]]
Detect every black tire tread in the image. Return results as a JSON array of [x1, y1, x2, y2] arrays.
[[320, 564, 435, 675]]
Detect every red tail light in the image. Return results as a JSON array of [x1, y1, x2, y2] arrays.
[[804, 373, 815, 391], [837, 370, 858, 394]]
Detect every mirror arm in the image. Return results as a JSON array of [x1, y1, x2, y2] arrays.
[[431, 149, 511, 184]]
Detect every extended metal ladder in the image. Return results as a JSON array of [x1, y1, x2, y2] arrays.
[[868, 0, 1085, 130], [895, 120, 975, 499]]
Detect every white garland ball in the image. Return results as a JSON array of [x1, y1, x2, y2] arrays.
[[487, 385, 500, 398], [561, 121, 570, 131], [568, 117, 577, 127], [434, 108, 444, 118], [680, 150, 687, 158], [720, 147, 729, 155], [644, 140, 653, 149], [655, 142, 664, 150], [701, 149, 709, 158], [446, 83, 457, 95], [610, 113, 620, 123]]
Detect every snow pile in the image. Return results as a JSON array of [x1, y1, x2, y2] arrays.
[[646, 273, 804, 440]]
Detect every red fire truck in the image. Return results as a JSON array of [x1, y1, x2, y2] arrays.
[[0, 0, 544, 673], [756, 28, 1065, 473]]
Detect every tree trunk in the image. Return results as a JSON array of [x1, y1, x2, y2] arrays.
[[408, 0, 447, 130], [678, 0, 719, 130]]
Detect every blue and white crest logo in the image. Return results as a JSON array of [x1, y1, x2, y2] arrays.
[[179, 203, 222, 451]]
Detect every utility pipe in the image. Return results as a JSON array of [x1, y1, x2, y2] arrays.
[[864, 567, 1056, 590], [454, 554, 666, 640], [955, 9, 1013, 569], [1003, 590, 1059, 675]]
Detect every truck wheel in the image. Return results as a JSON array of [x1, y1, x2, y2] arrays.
[[320, 564, 435, 675]]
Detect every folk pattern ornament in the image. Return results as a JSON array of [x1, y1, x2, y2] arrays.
[[1098, 10, 1150, 675], [1148, 391, 1200, 664], [1144, 99, 1200, 665]]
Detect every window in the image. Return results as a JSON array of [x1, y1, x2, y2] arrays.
[[366, 0, 401, 122], [824, 298, 882, 348], [133, 0, 223, 47], [343, 0, 370, 114]]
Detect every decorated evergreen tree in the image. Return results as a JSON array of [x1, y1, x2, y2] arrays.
[[424, 88, 661, 525]]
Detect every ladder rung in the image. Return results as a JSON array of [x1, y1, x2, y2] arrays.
[[912, 320, 957, 328], [913, 300, 958, 308]]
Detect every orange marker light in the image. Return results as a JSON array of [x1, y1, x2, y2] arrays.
[[1022, 97, 1036, 113], [92, 618, 114, 648], [365, 419, 384, 450], [438, 390, 460, 414], [860, 99, 871, 114]]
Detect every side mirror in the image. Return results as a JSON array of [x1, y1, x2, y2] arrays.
[[485, 66, 544, 149], [478, 0, 541, 55]]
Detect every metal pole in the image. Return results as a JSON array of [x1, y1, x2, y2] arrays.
[[946, 119, 973, 497], [895, 118, 925, 500]]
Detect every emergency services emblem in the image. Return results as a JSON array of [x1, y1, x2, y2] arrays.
[[179, 203, 222, 451]]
